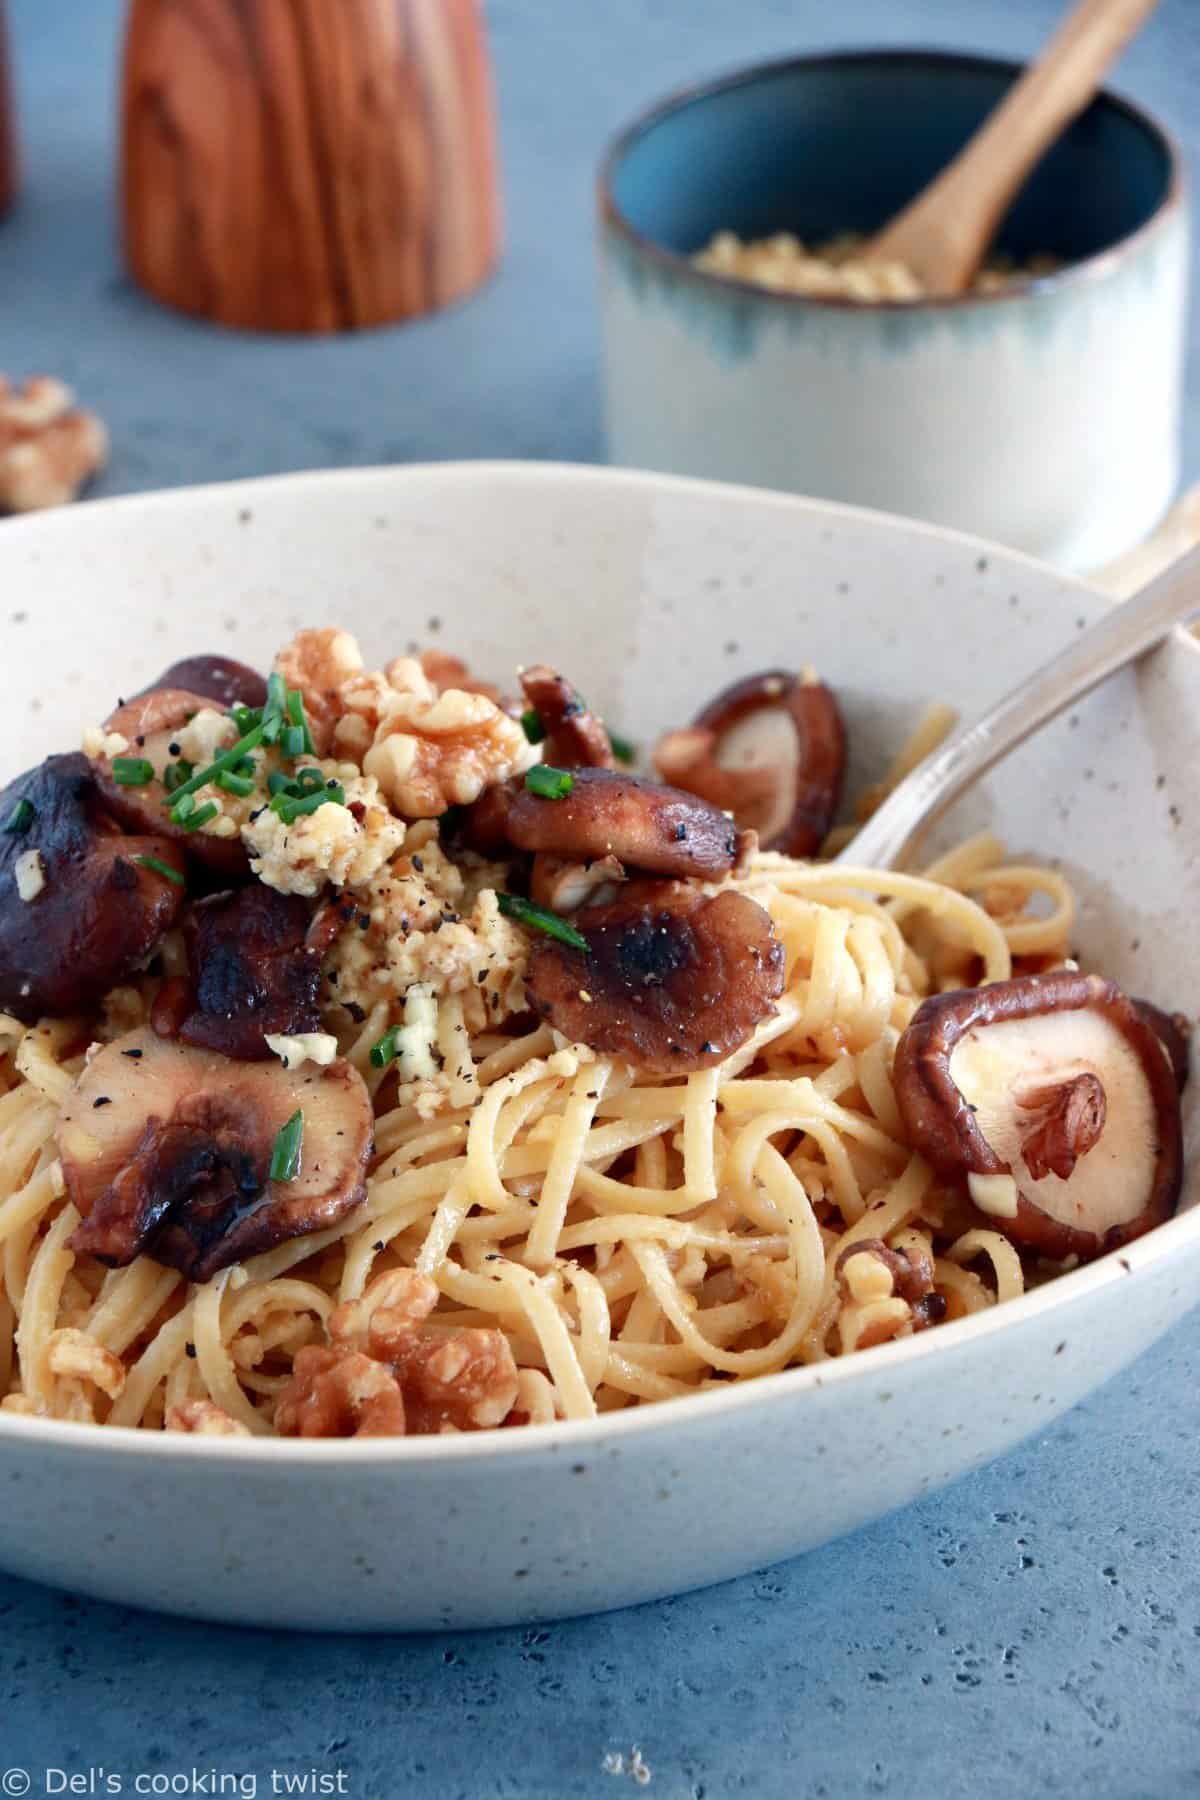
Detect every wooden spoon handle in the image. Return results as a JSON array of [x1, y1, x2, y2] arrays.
[[868, 0, 1161, 295]]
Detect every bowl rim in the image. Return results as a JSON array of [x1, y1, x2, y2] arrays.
[[597, 45, 1187, 315], [0, 458, 1195, 1467]]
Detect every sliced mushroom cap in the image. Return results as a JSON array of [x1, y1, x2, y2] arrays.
[[1134, 998, 1191, 1093], [132, 655, 267, 712], [655, 668, 846, 857], [894, 971, 1183, 1261], [507, 768, 748, 881], [61, 1027, 373, 1280], [0, 754, 184, 1021], [529, 852, 625, 914], [94, 687, 248, 878], [176, 885, 330, 1060], [525, 881, 784, 1072], [519, 666, 614, 769]]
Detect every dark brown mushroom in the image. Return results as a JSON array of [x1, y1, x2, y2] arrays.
[[519, 665, 614, 769], [92, 687, 249, 878], [507, 768, 750, 881], [894, 971, 1183, 1262], [0, 754, 184, 1022], [655, 669, 846, 857], [1134, 998, 1191, 1093], [132, 655, 267, 712], [835, 1237, 947, 1331], [61, 1027, 373, 1280], [174, 885, 333, 1061], [525, 881, 784, 1072]]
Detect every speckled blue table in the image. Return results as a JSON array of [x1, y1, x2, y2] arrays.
[[3, 2, 1200, 1796]]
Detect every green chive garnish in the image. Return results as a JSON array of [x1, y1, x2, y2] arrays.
[[230, 704, 262, 736], [497, 892, 589, 952], [286, 689, 316, 755], [608, 731, 636, 765], [2, 798, 35, 836], [163, 759, 195, 795], [267, 770, 295, 797], [178, 801, 219, 833], [165, 722, 265, 808], [525, 765, 575, 800], [112, 757, 155, 786], [270, 783, 345, 825], [369, 1028, 400, 1070], [281, 725, 306, 759], [269, 1109, 304, 1183], [215, 769, 255, 797], [521, 708, 546, 745], [135, 854, 184, 887], [260, 673, 288, 745]]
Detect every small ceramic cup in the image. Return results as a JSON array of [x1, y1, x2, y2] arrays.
[[598, 50, 1189, 571]]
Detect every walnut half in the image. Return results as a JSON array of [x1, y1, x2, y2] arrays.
[[0, 376, 108, 513]]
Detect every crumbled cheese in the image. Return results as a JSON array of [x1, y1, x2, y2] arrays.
[[176, 706, 237, 766], [264, 1031, 339, 1071], [14, 848, 45, 901], [388, 984, 439, 1081], [243, 768, 404, 898], [968, 1172, 1020, 1219], [81, 726, 130, 759]]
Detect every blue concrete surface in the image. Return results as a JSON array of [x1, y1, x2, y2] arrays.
[[2, 2, 1200, 1795]]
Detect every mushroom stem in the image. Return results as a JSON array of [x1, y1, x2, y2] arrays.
[[1018, 1072, 1107, 1181]]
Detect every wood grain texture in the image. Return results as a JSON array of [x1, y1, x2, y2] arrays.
[[0, 0, 17, 221], [120, 0, 501, 333]]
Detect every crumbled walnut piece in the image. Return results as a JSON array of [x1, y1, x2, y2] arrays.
[[45, 1327, 126, 1399], [274, 1344, 408, 1437], [165, 1399, 252, 1436], [406, 1328, 520, 1431], [329, 1268, 439, 1362], [0, 375, 108, 513], [274, 628, 366, 754], [835, 1235, 946, 1349], [356, 658, 535, 817]]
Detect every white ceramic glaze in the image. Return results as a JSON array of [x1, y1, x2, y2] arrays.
[[598, 54, 1190, 573], [0, 462, 1196, 1632]]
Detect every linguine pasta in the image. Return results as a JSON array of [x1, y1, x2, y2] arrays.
[[1, 825, 1078, 1434]]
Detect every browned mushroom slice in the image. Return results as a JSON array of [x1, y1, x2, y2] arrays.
[[93, 687, 248, 878], [894, 971, 1183, 1262], [132, 655, 267, 712], [525, 882, 784, 1072], [1133, 998, 1191, 1092], [0, 754, 184, 1022], [519, 666, 615, 769], [655, 669, 846, 857], [176, 885, 331, 1060], [507, 768, 746, 881], [529, 852, 625, 914], [61, 1028, 373, 1280]]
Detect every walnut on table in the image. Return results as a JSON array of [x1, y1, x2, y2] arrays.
[[0, 376, 108, 513]]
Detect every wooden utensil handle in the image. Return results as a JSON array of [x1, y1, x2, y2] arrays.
[[870, 0, 1160, 292]]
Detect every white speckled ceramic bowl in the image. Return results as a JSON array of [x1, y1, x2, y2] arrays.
[[0, 463, 1197, 1632], [599, 51, 1189, 572]]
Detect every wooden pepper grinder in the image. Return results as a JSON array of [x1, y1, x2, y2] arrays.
[[120, 0, 501, 333], [0, 0, 17, 221]]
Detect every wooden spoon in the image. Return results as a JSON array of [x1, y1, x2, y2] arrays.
[[864, 0, 1160, 297]]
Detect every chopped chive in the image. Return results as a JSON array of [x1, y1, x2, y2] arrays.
[[525, 764, 575, 801], [163, 759, 195, 795], [271, 783, 345, 825], [1, 798, 35, 836], [177, 801, 219, 833], [230, 704, 262, 736], [608, 730, 636, 765], [215, 769, 255, 797], [164, 722, 265, 807], [268, 1109, 304, 1183], [520, 708, 546, 745], [134, 854, 184, 887], [280, 725, 306, 759], [369, 1027, 400, 1070], [267, 770, 295, 798], [260, 673, 288, 745], [111, 756, 155, 786], [295, 766, 326, 794], [286, 689, 316, 755], [497, 892, 589, 952]]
